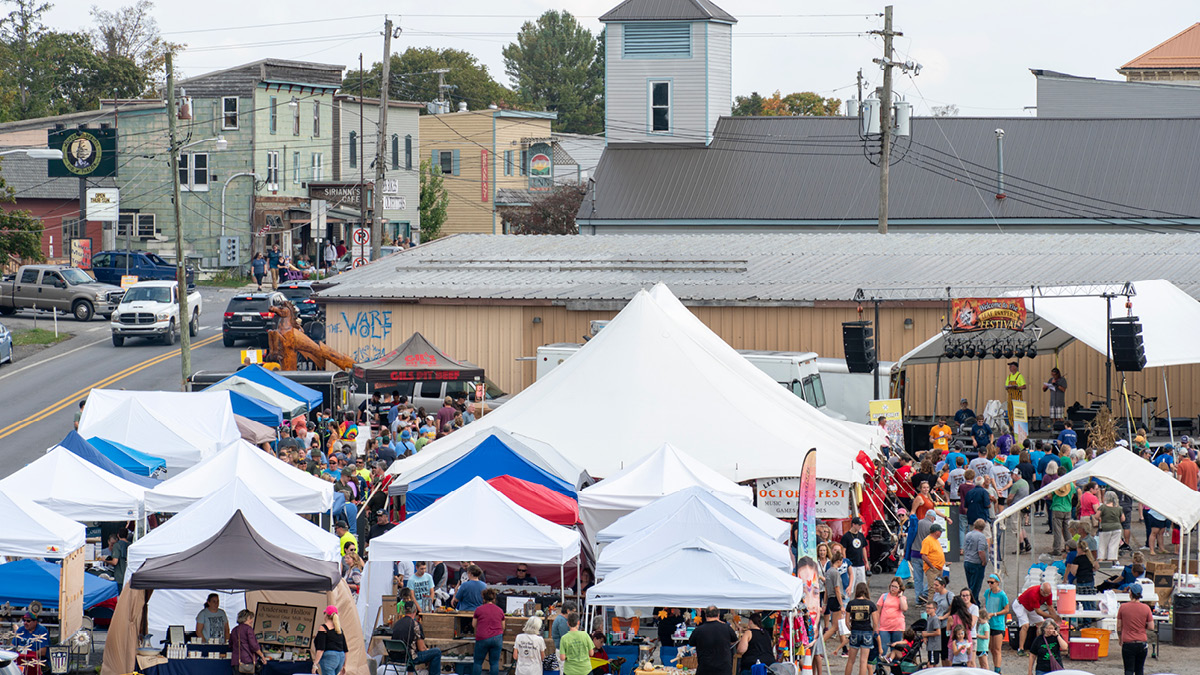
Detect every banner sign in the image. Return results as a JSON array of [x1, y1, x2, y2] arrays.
[[69, 238, 92, 270], [868, 398, 905, 456], [528, 142, 552, 191], [797, 448, 818, 562], [1012, 400, 1029, 446], [253, 603, 317, 648], [756, 477, 851, 519], [48, 127, 117, 177], [950, 297, 1027, 333]]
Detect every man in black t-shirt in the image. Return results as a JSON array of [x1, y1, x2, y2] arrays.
[[392, 597, 442, 674], [840, 517, 868, 593], [687, 607, 736, 675]]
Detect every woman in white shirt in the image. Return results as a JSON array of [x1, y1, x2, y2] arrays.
[[513, 616, 546, 675]]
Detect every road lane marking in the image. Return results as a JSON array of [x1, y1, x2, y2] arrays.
[[0, 336, 112, 382], [0, 333, 224, 440]]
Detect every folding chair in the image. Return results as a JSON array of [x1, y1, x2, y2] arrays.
[[381, 639, 415, 675]]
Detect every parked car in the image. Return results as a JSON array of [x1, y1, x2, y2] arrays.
[[91, 250, 195, 287], [110, 280, 203, 346], [0, 321, 12, 365], [222, 292, 286, 347], [0, 264, 123, 321], [276, 281, 321, 320]]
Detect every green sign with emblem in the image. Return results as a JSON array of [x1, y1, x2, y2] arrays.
[[47, 127, 118, 178]]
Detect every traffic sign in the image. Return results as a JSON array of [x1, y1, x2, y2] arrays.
[[352, 257, 368, 268], [352, 227, 370, 246]]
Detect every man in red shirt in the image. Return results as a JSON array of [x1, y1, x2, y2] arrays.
[[1011, 582, 1060, 655], [1116, 583, 1155, 675], [1176, 449, 1199, 491]]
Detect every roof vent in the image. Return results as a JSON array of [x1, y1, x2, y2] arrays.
[[458, 101, 468, 112]]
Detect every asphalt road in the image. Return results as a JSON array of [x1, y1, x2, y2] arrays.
[[0, 286, 258, 477]]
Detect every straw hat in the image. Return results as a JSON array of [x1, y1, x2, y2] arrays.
[[1054, 484, 1073, 497]]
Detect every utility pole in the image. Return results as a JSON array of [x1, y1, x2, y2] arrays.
[[372, 17, 393, 261], [874, 6, 897, 234], [856, 68, 864, 108], [166, 51, 191, 390], [359, 52, 365, 253]]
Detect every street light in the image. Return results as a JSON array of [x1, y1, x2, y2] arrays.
[[0, 148, 64, 159]]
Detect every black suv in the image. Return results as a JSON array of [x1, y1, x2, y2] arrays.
[[222, 292, 286, 347], [276, 281, 321, 320]]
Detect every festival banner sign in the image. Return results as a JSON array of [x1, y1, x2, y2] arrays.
[[950, 297, 1027, 333], [868, 398, 905, 456], [797, 448, 818, 563], [755, 477, 851, 519], [1012, 401, 1029, 445]]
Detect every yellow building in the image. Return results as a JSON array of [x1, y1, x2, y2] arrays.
[[419, 108, 557, 236]]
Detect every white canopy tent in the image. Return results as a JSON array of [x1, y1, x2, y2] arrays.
[[0, 447, 144, 522], [78, 389, 240, 471], [204, 376, 307, 417], [597, 486, 789, 545], [128, 479, 341, 645], [404, 288, 880, 483], [587, 538, 804, 610], [578, 442, 753, 537], [595, 508, 792, 577], [144, 440, 334, 514], [362, 477, 581, 635], [386, 427, 590, 491], [0, 488, 86, 557]]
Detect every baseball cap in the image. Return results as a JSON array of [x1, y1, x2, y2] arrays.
[[375, 509, 388, 517], [22, 612, 35, 621], [1127, 583, 1143, 598], [1116, 439, 1129, 448], [400, 430, 412, 440], [335, 519, 349, 529], [1183, 435, 1191, 444], [1135, 435, 1147, 445], [960, 398, 968, 404], [930, 524, 943, 533], [851, 516, 864, 525]]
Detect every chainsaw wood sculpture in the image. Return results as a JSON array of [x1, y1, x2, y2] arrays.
[[265, 300, 354, 371]]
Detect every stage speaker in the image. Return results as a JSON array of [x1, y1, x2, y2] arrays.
[[842, 320, 877, 374], [1110, 316, 1147, 372]]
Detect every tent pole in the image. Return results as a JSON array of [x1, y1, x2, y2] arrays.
[[1122, 376, 1134, 442], [1164, 370, 1175, 446], [932, 357, 942, 422], [974, 358, 982, 418], [560, 564, 565, 604]]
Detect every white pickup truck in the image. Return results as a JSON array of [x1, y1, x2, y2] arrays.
[[110, 280, 202, 347]]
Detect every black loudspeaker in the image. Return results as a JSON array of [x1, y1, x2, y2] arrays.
[[1110, 316, 1147, 372], [842, 320, 877, 374]]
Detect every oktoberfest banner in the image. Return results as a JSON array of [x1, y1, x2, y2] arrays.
[[950, 297, 1027, 332]]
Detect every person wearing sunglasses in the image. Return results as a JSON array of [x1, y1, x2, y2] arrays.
[[506, 564, 539, 586], [15, 612, 49, 667], [981, 574, 1009, 672]]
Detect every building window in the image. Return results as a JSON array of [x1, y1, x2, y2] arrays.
[[651, 81, 671, 132], [293, 101, 300, 135], [222, 97, 239, 130], [179, 152, 209, 191], [266, 151, 279, 189], [440, 150, 452, 175], [63, 218, 85, 240], [503, 150, 512, 176], [311, 153, 323, 181], [405, 134, 412, 170], [313, 101, 321, 137], [117, 212, 156, 238], [520, 149, 528, 176], [293, 151, 300, 184], [391, 134, 399, 170], [269, 97, 277, 134], [623, 22, 691, 58], [349, 131, 357, 168]]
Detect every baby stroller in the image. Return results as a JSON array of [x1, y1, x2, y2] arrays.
[[868, 520, 898, 574], [873, 620, 925, 675]]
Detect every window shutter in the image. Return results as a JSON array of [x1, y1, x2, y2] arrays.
[[451, 149, 460, 176], [431, 150, 438, 170], [623, 23, 691, 57], [349, 131, 357, 167]]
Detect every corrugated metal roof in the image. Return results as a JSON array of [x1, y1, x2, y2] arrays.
[[600, 0, 737, 23], [1120, 23, 1200, 70], [315, 232, 1200, 303], [578, 116, 1200, 225]]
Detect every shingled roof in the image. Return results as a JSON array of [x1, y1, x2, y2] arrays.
[[600, 0, 736, 23]]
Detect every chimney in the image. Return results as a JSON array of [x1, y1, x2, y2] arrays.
[[994, 128, 1006, 200]]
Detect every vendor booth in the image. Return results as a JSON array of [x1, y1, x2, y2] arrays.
[[404, 288, 882, 483], [362, 477, 581, 637], [486, 476, 579, 526], [0, 559, 118, 610], [387, 428, 591, 491], [78, 389, 240, 471], [596, 485, 789, 545], [225, 390, 285, 427], [53, 431, 159, 488], [352, 331, 483, 384], [227, 365, 324, 412], [102, 512, 367, 675], [144, 441, 333, 515], [0, 446, 145, 522], [87, 436, 167, 478], [204, 376, 303, 419], [578, 442, 753, 536]]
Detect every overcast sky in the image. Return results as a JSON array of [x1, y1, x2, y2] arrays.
[[44, 0, 1200, 117]]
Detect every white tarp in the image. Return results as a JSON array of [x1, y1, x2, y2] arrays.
[[995, 448, 1200, 531], [0, 488, 86, 557], [898, 280, 1200, 368], [0, 447, 144, 522], [578, 442, 753, 537], [205, 377, 307, 417], [386, 427, 590, 491], [587, 538, 804, 610], [404, 287, 880, 483], [595, 507, 792, 577], [597, 486, 789, 544], [78, 389, 240, 471], [144, 441, 333, 514]]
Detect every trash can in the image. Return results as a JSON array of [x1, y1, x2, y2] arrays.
[[1174, 591, 1200, 647]]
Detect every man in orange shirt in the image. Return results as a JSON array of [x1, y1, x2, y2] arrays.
[[921, 523, 946, 597], [929, 418, 952, 455], [1176, 448, 1199, 491]]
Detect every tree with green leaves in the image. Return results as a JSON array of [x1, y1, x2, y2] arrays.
[[0, 161, 44, 262], [40, 31, 145, 113], [501, 10, 603, 135], [418, 159, 448, 241], [732, 92, 765, 116], [497, 184, 585, 235], [733, 90, 841, 117], [342, 47, 512, 111], [0, 0, 52, 119]]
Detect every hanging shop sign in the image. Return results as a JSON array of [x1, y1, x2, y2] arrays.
[[48, 127, 117, 178]]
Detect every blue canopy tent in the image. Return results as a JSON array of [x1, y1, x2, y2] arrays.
[[233, 364, 323, 412], [0, 558, 118, 609], [54, 431, 158, 488], [404, 435, 578, 514], [226, 390, 284, 427], [86, 437, 167, 478]]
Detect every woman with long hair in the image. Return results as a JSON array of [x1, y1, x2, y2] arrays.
[[311, 606, 347, 675], [735, 612, 775, 675], [1069, 538, 1098, 611]]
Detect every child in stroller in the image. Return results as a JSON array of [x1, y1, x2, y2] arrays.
[[875, 623, 925, 675]]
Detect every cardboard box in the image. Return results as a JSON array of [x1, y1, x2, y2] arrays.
[[1156, 587, 1173, 608]]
